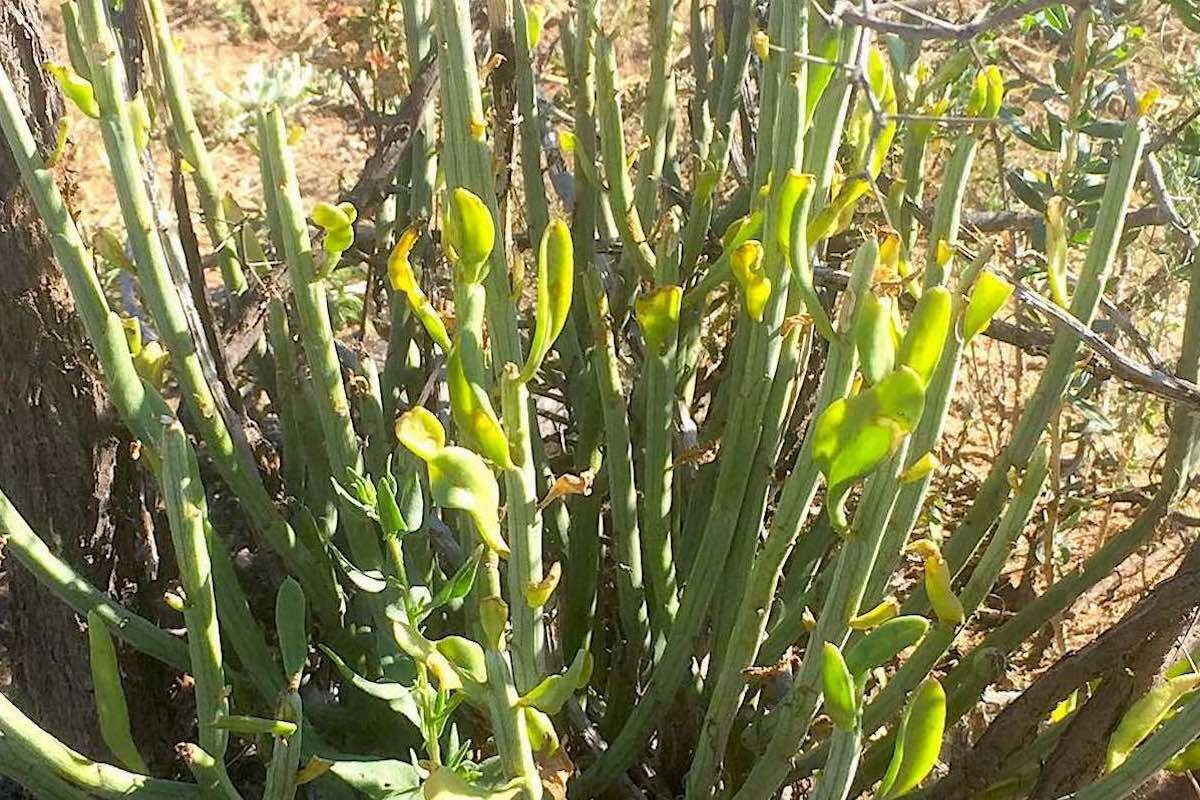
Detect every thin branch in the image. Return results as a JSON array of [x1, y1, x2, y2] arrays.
[[834, 0, 1068, 41]]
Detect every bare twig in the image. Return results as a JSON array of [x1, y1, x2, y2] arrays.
[[834, 0, 1068, 41]]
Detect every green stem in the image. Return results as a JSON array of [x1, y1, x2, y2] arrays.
[[1063, 695, 1200, 800], [142, 0, 246, 294], [75, 0, 337, 622], [161, 422, 229, 760], [685, 118, 874, 800], [938, 116, 1146, 592], [580, 268, 650, 662], [0, 693, 200, 799], [595, 35, 656, 280], [640, 323, 682, 647], [510, 0, 549, 247], [179, 744, 244, 800], [0, 488, 189, 671], [501, 363, 547, 691], [259, 107, 382, 574]]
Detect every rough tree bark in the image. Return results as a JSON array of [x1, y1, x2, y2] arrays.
[[0, 0, 177, 774]]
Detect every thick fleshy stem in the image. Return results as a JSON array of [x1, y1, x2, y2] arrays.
[[501, 362, 548, 690], [73, 0, 338, 623], [258, 106, 382, 575], [576, 9, 804, 786], [934, 115, 1147, 600], [792, 443, 1050, 784], [580, 267, 651, 663], [0, 488, 188, 671], [160, 421, 229, 760], [179, 744, 244, 800], [0, 736, 91, 800], [142, 0, 246, 294], [0, 692, 201, 799]]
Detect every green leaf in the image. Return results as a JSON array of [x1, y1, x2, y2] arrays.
[[517, 648, 591, 714], [424, 547, 482, 620], [328, 757, 422, 800], [275, 577, 308, 682], [319, 645, 422, 728], [427, 447, 507, 557], [813, 367, 926, 530], [855, 293, 896, 385], [213, 714, 298, 738], [447, 345, 511, 469], [635, 284, 683, 353], [729, 241, 771, 322], [421, 766, 522, 800], [312, 201, 351, 230], [86, 611, 148, 773], [844, 616, 930, 676], [897, 286, 952, 385], [775, 170, 815, 257], [963, 271, 1014, 342], [879, 678, 947, 799], [445, 187, 495, 279], [395, 407, 446, 463], [330, 545, 390, 593], [435, 636, 488, 684], [520, 218, 574, 381], [44, 62, 99, 118], [805, 30, 841, 120], [821, 643, 858, 730]]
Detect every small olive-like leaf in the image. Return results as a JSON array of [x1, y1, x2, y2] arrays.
[[434, 635, 488, 684], [775, 170, 815, 257], [45, 62, 99, 118], [479, 595, 509, 651], [821, 643, 858, 731], [855, 293, 896, 385], [445, 187, 495, 275], [898, 451, 940, 484], [312, 201, 351, 231], [878, 678, 947, 800], [518, 647, 590, 714], [447, 345, 511, 468], [275, 577, 308, 683], [524, 561, 562, 608]]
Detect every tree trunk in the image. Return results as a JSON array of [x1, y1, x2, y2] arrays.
[[0, 0, 178, 775]]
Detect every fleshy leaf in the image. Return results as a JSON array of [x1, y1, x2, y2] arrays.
[[520, 218, 575, 382], [395, 406, 447, 462], [963, 271, 1014, 342], [427, 446, 508, 556], [635, 284, 683, 353], [730, 241, 771, 322]]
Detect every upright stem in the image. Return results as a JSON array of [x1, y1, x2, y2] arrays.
[[142, 0, 246, 294]]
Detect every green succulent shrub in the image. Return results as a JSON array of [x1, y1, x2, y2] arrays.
[[1, 0, 1199, 799]]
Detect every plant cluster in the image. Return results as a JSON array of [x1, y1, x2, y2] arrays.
[[0, 0, 1199, 799]]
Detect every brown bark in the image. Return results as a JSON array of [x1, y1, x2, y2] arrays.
[[0, 0, 177, 772], [930, 536, 1200, 800]]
